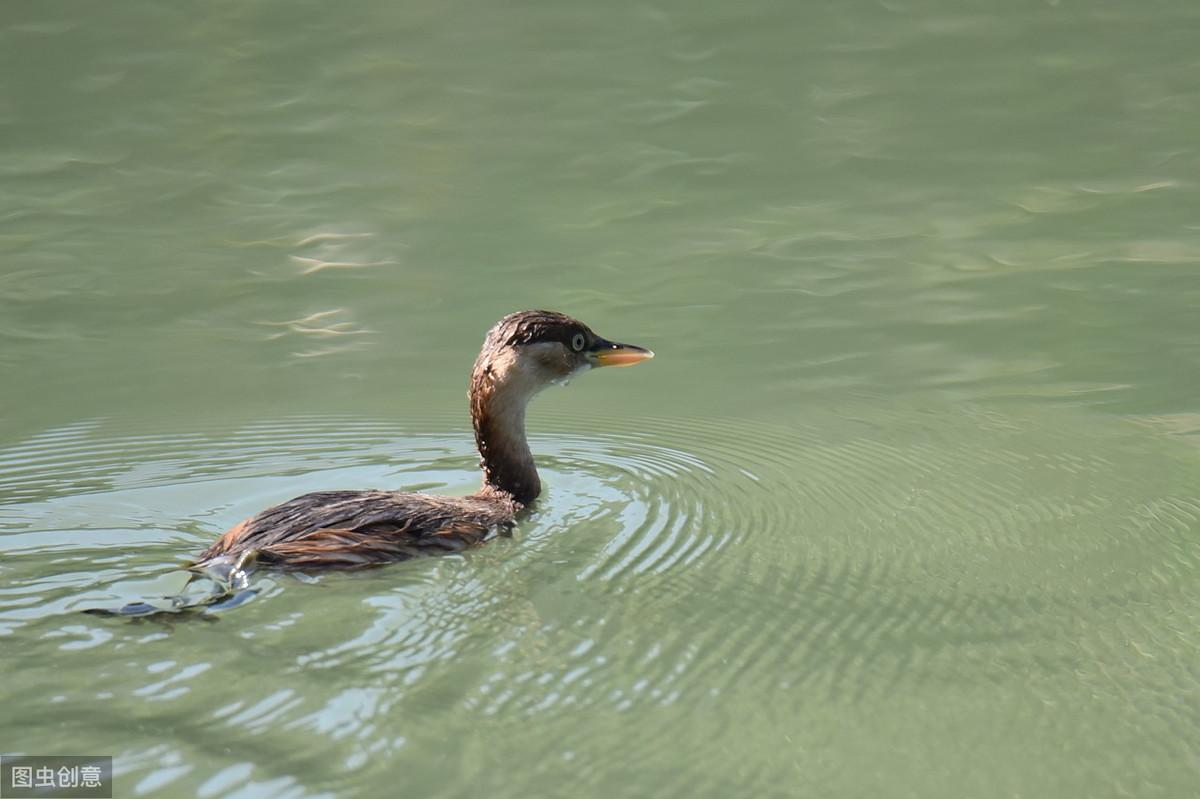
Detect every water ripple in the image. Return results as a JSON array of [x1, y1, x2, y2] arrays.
[[0, 403, 1198, 796]]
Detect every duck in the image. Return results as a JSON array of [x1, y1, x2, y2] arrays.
[[194, 310, 653, 571]]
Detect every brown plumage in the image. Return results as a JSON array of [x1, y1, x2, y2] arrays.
[[194, 310, 653, 571]]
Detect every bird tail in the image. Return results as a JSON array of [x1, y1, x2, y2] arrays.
[[80, 550, 261, 618]]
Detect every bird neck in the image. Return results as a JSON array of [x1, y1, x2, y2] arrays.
[[470, 371, 541, 507]]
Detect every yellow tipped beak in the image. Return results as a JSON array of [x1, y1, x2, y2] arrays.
[[588, 342, 655, 368]]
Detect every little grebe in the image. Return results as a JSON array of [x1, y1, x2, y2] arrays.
[[195, 310, 653, 571]]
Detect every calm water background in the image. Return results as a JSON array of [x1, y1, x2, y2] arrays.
[[3, 0, 1200, 796]]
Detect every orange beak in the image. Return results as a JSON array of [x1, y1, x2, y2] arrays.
[[588, 339, 655, 368]]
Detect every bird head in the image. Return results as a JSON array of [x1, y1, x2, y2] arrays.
[[471, 310, 654, 401]]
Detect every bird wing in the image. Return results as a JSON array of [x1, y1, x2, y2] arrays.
[[197, 490, 512, 569]]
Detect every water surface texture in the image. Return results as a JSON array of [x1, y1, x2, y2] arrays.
[[3, 1, 1200, 796]]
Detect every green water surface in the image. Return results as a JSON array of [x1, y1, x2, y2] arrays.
[[2, 0, 1200, 796]]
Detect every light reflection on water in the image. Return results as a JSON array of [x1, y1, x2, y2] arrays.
[[1, 403, 1198, 795], [3, 0, 1200, 795]]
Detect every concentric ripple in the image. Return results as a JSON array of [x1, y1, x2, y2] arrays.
[[1, 403, 1199, 797]]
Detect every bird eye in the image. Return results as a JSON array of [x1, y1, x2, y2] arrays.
[[571, 333, 586, 352]]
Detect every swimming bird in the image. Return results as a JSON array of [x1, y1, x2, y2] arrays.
[[195, 310, 653, 571]]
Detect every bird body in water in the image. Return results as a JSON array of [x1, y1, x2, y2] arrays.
[[194, 310, 653, 571]]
